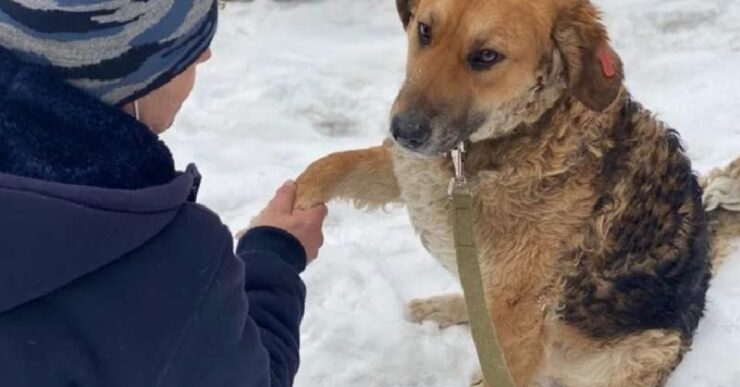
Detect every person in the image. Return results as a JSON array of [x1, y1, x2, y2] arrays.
[[0, 1, 327, 386]]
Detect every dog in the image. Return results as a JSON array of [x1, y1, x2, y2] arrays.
[[292, 0, 740, 385]]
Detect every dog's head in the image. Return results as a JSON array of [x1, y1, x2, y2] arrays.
[[390, 0, 624, 155]]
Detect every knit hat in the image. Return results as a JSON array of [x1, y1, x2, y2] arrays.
[[0, 0, 218, 106]]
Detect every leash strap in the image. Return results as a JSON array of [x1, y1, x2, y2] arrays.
[[450, 144, 515, 387]]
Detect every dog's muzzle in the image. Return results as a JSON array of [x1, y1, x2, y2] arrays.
[[391, 111, 432, 151]]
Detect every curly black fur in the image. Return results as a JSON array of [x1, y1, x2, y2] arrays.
[[561, 100, 711, 341]]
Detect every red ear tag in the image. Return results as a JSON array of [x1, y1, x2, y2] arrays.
[[597, 45, 616, 78]]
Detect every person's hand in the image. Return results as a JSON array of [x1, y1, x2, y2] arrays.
[[252, 180, 328, 263]]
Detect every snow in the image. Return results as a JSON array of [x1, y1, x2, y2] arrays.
[[163, 0, 740, 385]]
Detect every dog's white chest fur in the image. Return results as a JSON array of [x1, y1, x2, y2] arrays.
[[391, 145, 460, 274]]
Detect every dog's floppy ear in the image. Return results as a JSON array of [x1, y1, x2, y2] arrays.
[[397, 0, 420, 29], [553, 0, 623, 112]]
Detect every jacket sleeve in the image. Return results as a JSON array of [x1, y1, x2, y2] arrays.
[[236, 226, 308, 386], [161, 226, 307, 387]]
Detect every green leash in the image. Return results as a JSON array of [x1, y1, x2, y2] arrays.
[[449, 143, 515, 387]]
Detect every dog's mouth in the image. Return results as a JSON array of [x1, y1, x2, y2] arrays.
[[390, 115, 484, 157], [391, 130, 467, 157]]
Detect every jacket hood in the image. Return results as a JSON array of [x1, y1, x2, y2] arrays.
[[0, 46, 175, 189], [0, 47, 202, 313]]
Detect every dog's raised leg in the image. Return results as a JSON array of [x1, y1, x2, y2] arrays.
[[407, 294, 469, 328], [295, 143, 401, 210], [235, 143, 400, 238]]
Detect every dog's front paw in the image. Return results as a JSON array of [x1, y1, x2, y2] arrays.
[[294, 182, 329, 211], [407, 294, 469, 328]]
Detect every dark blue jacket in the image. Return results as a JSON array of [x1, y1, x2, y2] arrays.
[[0, 47, 307, 386]]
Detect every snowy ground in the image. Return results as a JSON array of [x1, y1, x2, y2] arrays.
[[164, 0, 740, 385]]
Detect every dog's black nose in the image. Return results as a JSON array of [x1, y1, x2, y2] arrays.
[[391, 112, 432, 150]]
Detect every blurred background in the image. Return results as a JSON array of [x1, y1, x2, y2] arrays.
[[165, 1, 740, 385]]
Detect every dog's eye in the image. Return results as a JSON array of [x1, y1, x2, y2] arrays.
[[418, 22, 432, 46], [469, 49, 504, 71]]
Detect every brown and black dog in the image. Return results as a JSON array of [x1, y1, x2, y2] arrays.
[[292, 0, 740, 385]]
